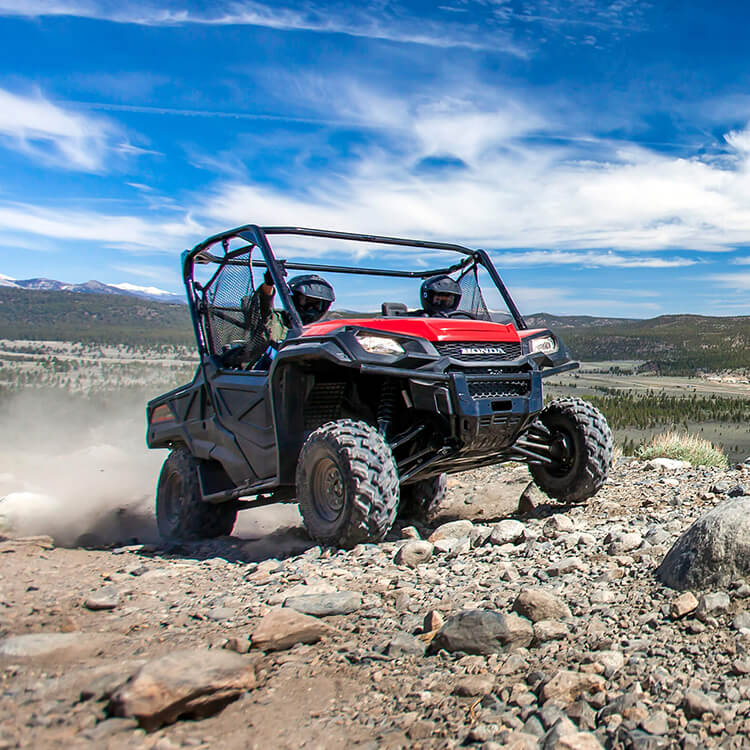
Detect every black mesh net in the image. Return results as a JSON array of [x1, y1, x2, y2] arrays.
[[455, 265, 491, 321], [204, 252, 257, 355]]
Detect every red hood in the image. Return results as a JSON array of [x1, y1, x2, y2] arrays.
[[302, 317, 546, 343]]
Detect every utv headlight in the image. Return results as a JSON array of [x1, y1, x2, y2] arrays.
[[529, 335, 558, 355], [355, 334, 405, 356]]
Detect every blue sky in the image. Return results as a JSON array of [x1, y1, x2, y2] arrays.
[[1, 0, 750, 317]]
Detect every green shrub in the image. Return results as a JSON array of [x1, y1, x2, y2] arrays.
[[635, 430, 728, 468]]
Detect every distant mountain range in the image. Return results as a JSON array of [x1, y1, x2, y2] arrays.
[[0, 273, 182, 304]]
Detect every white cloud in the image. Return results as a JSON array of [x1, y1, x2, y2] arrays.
[[0, 88, 127, 171], [193, 86, 750, 255], [709, 273, 750, 291], [492, 250, 698, 268], [0, 202, 202, 249], [0, 1, 524, 53]]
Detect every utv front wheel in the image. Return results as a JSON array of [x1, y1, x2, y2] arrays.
[[399, 474, 447, 523], [529, 398, 613, 503], [297, 420, 399, 548], [156, 448, 238, 541]]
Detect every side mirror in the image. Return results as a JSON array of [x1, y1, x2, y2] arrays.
[[381, 302, 408, 317]]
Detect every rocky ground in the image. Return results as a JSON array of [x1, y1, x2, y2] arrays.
[[3, 459, 750, 750]]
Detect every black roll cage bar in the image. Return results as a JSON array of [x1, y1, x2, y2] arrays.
[[182, 224, 527, 358]]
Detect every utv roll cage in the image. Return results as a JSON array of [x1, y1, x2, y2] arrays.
[[183, 225, 528, 360]]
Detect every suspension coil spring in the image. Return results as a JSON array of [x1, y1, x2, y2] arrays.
[[377, 378, 397, 437]]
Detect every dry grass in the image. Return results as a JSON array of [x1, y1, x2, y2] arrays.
[[636, 430, 728, 468]]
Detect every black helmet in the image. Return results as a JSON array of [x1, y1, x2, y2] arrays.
[[288, 274, 335, 324], [420, 274, 461, 316]]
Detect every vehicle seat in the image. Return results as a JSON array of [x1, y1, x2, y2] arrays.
[[381, 302, 408, 317]]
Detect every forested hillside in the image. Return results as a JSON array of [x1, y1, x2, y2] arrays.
[[529, 313, 750, 374], [0, 287, 193, 345]]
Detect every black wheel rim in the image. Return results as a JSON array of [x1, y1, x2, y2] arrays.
[[547, 429, 576, 477], [310, 457, 346, 523], [163, 472, 185, 526]]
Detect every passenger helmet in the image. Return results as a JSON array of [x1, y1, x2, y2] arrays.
[[420, 274, 462, 316], [288, 274, 335, 324]]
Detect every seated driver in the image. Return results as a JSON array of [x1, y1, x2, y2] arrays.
[[419, 274, 462, 317], [288, 274, 335, 325]]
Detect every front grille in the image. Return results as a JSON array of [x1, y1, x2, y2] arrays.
[[468, 379, 530, 400], [435, 341, 523, 362], [304, 382, 345, 429]]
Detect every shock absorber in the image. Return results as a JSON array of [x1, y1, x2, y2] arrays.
[[377, 378, 397, 438]]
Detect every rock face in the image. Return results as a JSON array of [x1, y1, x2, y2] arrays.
[[431, 609, 533, 655], [109, 649, 259, 731], [656, 496, 750, 589]]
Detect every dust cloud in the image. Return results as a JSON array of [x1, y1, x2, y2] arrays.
[[0, 389, 305, 550], [0, 390, 163, 547]]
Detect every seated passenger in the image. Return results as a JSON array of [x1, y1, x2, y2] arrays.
[[418, 275, 462, 317]]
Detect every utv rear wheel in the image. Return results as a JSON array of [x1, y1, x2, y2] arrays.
[[156, 448, 238, 541], [529, 398, 613, 503], [399, 474, 447, 523], [297, 420, 399, 548]]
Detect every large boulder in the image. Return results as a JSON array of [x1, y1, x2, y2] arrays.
[[656, 497, 750, 590]]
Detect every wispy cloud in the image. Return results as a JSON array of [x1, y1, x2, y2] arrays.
[[0, 201, 201, 249], [0, 87, 148, 171], [492, 250, 699, 268], [0, 1, 525, 53], [0, 87, 118, 171], [710, 273, 750, 291]]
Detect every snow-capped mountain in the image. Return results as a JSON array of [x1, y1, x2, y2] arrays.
[[0, 275, 183, 304]]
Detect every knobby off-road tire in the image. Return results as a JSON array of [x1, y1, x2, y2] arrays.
[[296, 419, 399, 548], [156, 448, 238, 541], [399, 474, 447, 523], [530, 397, 613, 504]]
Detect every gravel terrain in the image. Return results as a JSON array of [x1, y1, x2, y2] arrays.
[[3, 459, 750, 749]]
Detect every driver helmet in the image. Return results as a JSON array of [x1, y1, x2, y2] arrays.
[[288, 274, 335, 324], [420, 274, 462, 316]]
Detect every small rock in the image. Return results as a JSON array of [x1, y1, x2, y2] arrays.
[[428, 520, 473, 542], [423, 610, 444, 632], [640, 710, 669, 735], [541, 670, 606, 704], [383, 632, 426, 658], [732, 611, 750, 631], [84, 587, 120, 611], [547, 731, 605, 749], [490, 519, 525, 545], [547, 557, 586, 576], [534, 620, 569, 643], [251, 608, 334, 652], [470, 525, 493, 547], [224, 636, 251, 654], [683, 689, 720, 719], [454, 674, 495, 696], [670, 591, 698, 618], [607, 532, 643, 555], [696, 591, 730, 619], [401, 526, 420, 539], [431, 609, 533, 655], [394, 540, 433, 567], [513, 588, 571, 622], [206, 607, 235, 622], [596, 650, 624, 678], [543, 514, 575, 537], [283, 591, 361, 617], [646, 458, 690, 471]]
